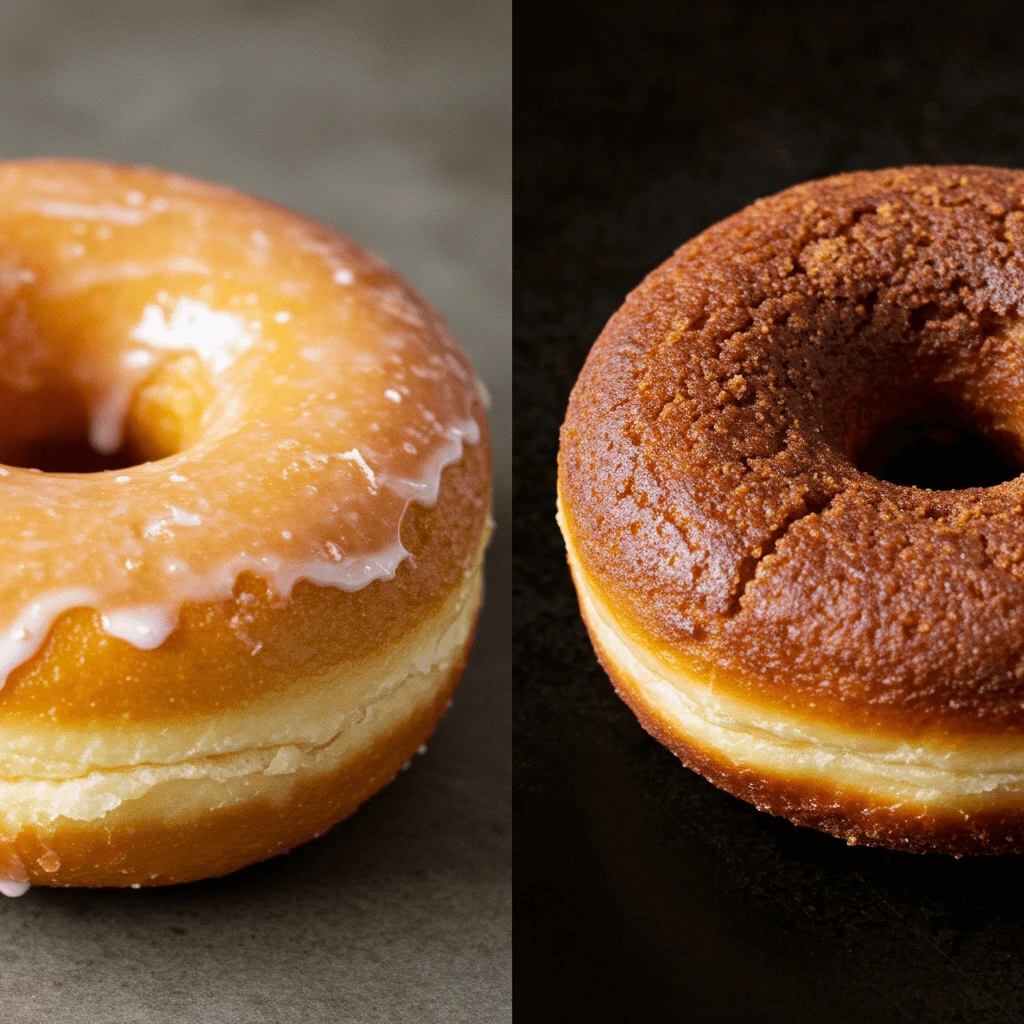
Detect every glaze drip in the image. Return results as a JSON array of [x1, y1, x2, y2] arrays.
[[0, 878, 29, 897], [0, 161, 485, 687]]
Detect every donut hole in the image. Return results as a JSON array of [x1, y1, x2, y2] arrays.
[[0, 378, 140, 472], [0, 354, 214, 473], [8, 435, 147, 474], [844, 311, 1024, 490], [858, 415, 1024, 489]]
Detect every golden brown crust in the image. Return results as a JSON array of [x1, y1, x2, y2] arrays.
[[0, 641, 471, 887], [0, 160, 493, 885], [564, 534, 1024, 855], [0, 429, 491, 726], [560, 165, 1024, 739], [605, 648, 1024, 857]]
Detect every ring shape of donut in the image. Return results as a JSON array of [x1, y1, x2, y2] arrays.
[[0, 160, 490, 891], [560, 166, 1024, 855]]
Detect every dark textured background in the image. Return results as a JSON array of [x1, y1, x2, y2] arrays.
[[0, 2, 510, 1021], [515, 2, 1024, 1021]]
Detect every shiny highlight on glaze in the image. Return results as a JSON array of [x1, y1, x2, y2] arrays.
[[0, 160, 485, 687]]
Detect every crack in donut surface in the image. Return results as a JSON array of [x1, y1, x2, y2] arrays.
[[560, 165, 1024, 852]]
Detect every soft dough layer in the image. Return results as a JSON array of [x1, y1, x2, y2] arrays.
[[0, 530, 486, 887], [564, 515, 1024, 854]]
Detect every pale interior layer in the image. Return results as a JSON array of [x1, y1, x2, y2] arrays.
[[0, 551, 483, 832], [562, 508, 1024, 809], [0, 627, 468, 837]]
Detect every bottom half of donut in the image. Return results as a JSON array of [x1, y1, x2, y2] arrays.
[[560, 504, 1024, 856], [0, 532, 487, 889]]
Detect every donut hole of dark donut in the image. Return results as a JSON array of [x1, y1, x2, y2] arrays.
[[857, 415, 1024, 490], [841, 309, 1024, 491]]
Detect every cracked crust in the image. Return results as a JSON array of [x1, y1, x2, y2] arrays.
[[559, 167, 1024, 851]]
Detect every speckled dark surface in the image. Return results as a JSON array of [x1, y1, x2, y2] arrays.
[[515, 3, 1024, 1021], [0, 2, 510, 1021]]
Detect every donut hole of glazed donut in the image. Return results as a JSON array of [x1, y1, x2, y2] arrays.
[[0, 353, 214, 473]]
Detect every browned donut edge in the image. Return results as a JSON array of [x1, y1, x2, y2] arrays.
[[572, 569, 1024, 856], [0, 623, 475, 888], [559, 165, 1024, 739]]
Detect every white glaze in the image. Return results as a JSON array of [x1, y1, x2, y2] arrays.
[[339, 448, 378, 489], [0, 163, 486, 687], [28, 200, 148, 226], [0, 589, 98, 687], [0, 878, 30, 897], [100, 607, 177, 649], [131, 297, 253, 373]]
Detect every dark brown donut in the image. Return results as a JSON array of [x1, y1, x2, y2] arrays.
[[558, 166, 1024, 855]]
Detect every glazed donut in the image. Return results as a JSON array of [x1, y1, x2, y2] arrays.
[[0, 159, 490, 891], [560, 165, 1024, 855]]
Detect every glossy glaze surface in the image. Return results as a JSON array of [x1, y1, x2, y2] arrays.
[[0, 160, 484, 683]]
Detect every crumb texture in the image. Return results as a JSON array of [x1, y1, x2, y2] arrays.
[[560, 166, 1024, 735]]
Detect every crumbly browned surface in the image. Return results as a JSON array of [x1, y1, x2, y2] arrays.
[[560, 166, 1024, 738]]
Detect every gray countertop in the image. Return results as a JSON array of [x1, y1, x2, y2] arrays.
[[0, 1, 511, 1020]]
